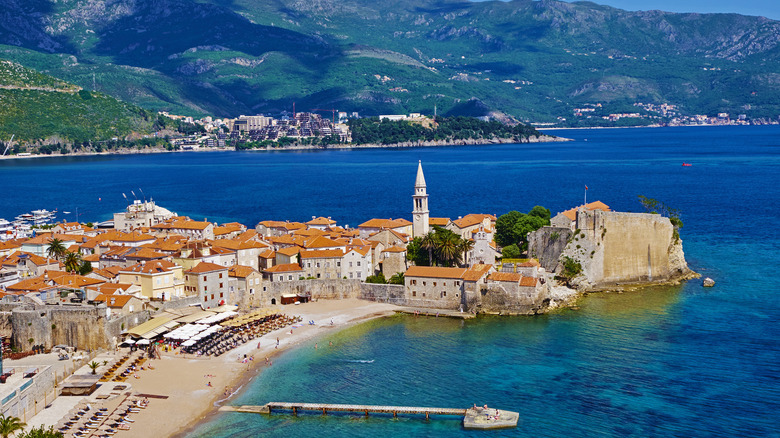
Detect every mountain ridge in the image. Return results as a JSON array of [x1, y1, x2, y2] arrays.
[[1, 0, 779, 123]]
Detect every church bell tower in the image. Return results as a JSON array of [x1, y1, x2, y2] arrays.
[[412, 160, 429, 238]]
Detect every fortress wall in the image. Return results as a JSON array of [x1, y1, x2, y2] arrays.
[[11, 306, 109, 351], [478, 283, 548, 314], [528, 227, 573, 272], [358, 283, 406, 305], [574, 210, 674, 285]]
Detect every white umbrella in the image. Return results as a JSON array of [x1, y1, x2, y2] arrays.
[[136, 339, 150, 345], [120, 339, 135, 345]]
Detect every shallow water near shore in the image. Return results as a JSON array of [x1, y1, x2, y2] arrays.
[[1, 126, 778, 437]]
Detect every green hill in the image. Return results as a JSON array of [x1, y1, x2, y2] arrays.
[[0, 60, 161, 145], [1, 0, 779, 124]]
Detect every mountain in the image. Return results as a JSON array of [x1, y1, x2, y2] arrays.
[[1, 0, 779, 123], [0, 59, 160, 144]]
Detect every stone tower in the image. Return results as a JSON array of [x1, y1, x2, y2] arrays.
[[412, 160, 429, 238]]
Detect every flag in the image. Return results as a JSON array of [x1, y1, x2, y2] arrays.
[[122, 193, 127, 199], [585, 185, 589, 190], [131, 190, 136, 198]]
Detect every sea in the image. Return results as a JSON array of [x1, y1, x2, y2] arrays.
[[1, 126, 778, 437]]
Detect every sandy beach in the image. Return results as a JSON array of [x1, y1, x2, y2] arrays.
[[113, 299, 397, 438]]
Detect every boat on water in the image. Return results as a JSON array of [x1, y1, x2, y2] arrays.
[[682, 162, 693, 167]]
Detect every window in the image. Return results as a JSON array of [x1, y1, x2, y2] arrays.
[[220, 292, 223, 298], [349, 262, 353, 267], [357, 272, 361, 278], [411, 279, 417, 285], [349, 272, 353, 279], [219, 282, 223, 288], [433, 282, 437, 287], [288, 275, 293, 280], [307, 263, 311, 268], [156, 278, 161, 285], [204, 286, 208, 291], [337, 262, 341, 267], [317, 273, 321, 278], [263, 286, 267, 291], [250, 288, 254, 294], [423, 281, 426, 286], [443, 282, 446, 286], [203, 276, 207, 281], [441, 291, 446, 297], [219, 273, 223, 279], [456, 281, 461, 286], [422, 293, 426, 297], [211, 294, 215, 300], [412, 291, 417, 297], [203, 296, 207, 302], [278, 276, 283, 281], [357, 261, 361, 266], [230, 286, 234, 292]]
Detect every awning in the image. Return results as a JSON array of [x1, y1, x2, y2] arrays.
[[120, 339, 135, 345], [136, 339, 150, 345]]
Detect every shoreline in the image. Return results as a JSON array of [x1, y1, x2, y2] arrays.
[[0, 135, 567, 161], [132, 299, 401, 438]]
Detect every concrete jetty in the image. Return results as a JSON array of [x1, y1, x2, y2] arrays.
[[220, 402, 518, 429]]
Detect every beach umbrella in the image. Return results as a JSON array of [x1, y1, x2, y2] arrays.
[[136, 339, 150, 345], [120, 339, 135, 345]]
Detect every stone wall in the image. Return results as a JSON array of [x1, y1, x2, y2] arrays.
[[11, 305, 110, 351], [477, 282, 549, 314], [528, 226, 573, 272], [0, 364, 57, 421], [358, 283, 405, 305], [562, 209, 691, 289]]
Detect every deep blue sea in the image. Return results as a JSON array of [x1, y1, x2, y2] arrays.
[[1, 126, 778, 437]]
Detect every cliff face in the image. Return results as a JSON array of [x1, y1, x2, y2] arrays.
[[532, 209, 695, 291]]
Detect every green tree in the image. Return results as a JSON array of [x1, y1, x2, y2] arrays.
[[420, 232, 437, 266], [435, 232, 461, 267], [63, 252, 82, 273], [365, 273, 387, 284], [457, 238, 474, 266], [15, 425, 63, 438], [88, 361, 100, 375], [78, 260, 93, 275], [46, 238, 67, 260], [405, 238, 428, 266], [0, 414, 26, 438], [512, 215, 549, 251], [388, 272, 405, 285], [501, 244, 521, 259], [495, 210, 522, 247], [528, 205, 551, 221]]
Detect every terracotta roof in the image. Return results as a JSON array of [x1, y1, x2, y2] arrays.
[[111, 231, 156, 242], [518, 259, 541, 267], [121, 260, 180, 274], [2, 251, 55, 267], [127, 247, 168, 260], [303, 236, 344, 249], [214, 222, 245, 236], [358, 218, 412, 229], [488, 272, 522, 282], [157, 219, 212, 231], [85, 283, 134, 295], [429, 217, 450, 226], [82, 254, 100, 262], [0, 239, 24, 251], [519, 277, 538, 287], [382, 245, 407, 253], [94, 294, 136, 308], [306, 216, 337, 226], [299, 249, 344, 259], [185, 262, 227, 274], [228, 265, 259, 278], [461, 264, 493, 282], [451, 214, 496, 229], [259, 249, 276, 259], [560, 201, 611, 221], [405, 266, 466, 279], [51, 274, 104, 288], [347, 246, 371, 256], [276, 246, 300, 257], [5, 277, 52, 292], [293, 228, 328, 237], [264, 263, 303, 273], [91, 268, 120, 279]]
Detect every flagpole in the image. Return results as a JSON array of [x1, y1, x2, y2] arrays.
[[584, 185, 587, 205]]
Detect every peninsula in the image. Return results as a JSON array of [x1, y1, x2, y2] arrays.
[[0, 161, 695, 436]]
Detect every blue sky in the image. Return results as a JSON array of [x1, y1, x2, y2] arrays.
[[564, 0, 780, 20]]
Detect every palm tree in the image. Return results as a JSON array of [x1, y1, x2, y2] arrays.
[[46, 238, 67, 261], [436, 233, 461, 267], [88, 361, 100, 375], [420, 232, 437, 266], [63, 252, 82, 273], [457, 239, 474, 267], [0, 414, 26, 438]]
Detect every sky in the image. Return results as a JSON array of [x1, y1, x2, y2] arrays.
[[564, 0, 780, 20]]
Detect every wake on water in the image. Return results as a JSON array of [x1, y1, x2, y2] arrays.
[[343, 359, 374, 364]]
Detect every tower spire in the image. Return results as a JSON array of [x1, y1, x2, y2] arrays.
[[412, 161, 429, 238]]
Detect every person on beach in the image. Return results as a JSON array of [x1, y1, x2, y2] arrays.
[[276, 338, 279, 346], [207, 382, 212, 387], [315, 343, 317, 349], [329, 341, 332, 347]]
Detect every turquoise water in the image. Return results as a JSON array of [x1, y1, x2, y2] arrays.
[[1, 126, 778, 436]]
